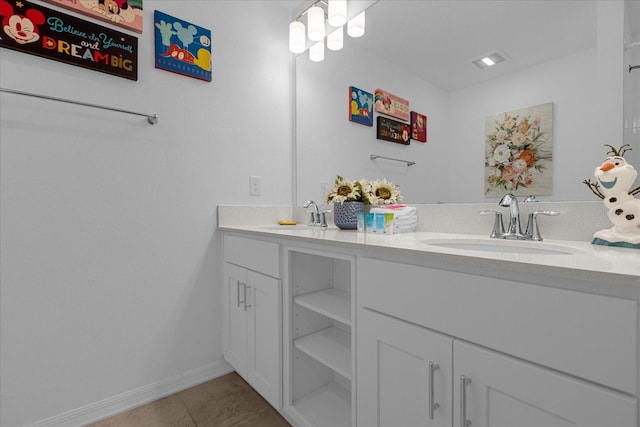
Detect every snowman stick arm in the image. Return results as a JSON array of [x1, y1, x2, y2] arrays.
[[630, 186, 640, 196], [583, 179, 605, 199]]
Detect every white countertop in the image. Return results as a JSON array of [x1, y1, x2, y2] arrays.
[[219, 224, 640, 287]]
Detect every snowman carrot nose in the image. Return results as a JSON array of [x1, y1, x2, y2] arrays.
[[600, 163, 615, 171]]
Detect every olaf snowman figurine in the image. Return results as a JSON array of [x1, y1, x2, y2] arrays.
[[583, 144, 640, 249]]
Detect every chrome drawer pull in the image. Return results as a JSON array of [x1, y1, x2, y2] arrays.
[[429, 361, 440, 420], [460, 375, 471, 427]]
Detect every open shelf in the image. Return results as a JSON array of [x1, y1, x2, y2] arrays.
[[294, 326, 351, 380], [294, 381, 351, 427], [294, 288, 351, 325]]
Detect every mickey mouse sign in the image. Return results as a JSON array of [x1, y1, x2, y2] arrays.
[[154, 10, 211, 82], [0, 0, 138, 80]]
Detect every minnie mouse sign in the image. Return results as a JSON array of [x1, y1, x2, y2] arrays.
[[0, 0, 138, 80]]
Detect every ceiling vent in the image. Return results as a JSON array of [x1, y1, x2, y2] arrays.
[[472, 52, 507, 69]]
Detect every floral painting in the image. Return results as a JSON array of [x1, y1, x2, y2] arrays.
[[485, 102, 553, 196]]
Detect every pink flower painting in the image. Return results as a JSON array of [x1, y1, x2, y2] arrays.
[[484, 102, 553, 196]]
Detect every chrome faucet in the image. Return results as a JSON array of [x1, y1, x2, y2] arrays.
[[303, 200, 328, 228], [480, 193, 560, 241], [499, 193, 524, 238]]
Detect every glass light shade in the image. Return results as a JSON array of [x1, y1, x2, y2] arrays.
[[309, 40, 324, 62], [328, 0, 347, 27], [327, 27, 343, 51], [347, 11, 365, 38], [307, 6, 325, 42], [289, 21, 306, 53]]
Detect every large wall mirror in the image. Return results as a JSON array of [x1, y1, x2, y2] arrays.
[[294, 0, 637, 205]]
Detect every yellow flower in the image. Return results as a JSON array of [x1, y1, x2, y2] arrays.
[[518, 119, 530, 134], [503, 116, 516, 130], [511, 132, 527, 147]]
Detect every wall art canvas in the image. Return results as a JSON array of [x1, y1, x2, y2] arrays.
[[374, 88, 409, 122], [377, 116, 410, 145], [410, 111, 427, 142], [349, 86, 373, 126], [154, 10, 212, 82], [0, 0, 138, 80], [484, 102, 553, 196], [41, 0, 143, 33]]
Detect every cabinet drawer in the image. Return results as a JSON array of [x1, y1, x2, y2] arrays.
[[224, 234, 280, 278], [358, 257, 638, 394]]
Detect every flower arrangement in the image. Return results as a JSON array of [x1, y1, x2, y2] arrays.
[[326, 175, 403, 205], [485, 111, 548, 193]]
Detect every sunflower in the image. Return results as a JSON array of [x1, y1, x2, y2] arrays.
[[366, 179, 402, 205], [326, 175, 365, 204]]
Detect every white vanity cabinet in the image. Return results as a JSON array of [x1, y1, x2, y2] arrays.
[[357, 308, 453, 427], [283, 247, 355, 427], [357, 257, 638, 427], [223, 234, 281, 408]]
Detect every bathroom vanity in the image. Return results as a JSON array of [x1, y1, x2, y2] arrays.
[[219, 206, 639, 427]]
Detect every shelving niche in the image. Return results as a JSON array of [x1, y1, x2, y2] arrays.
[[286, 249, 354, 427]]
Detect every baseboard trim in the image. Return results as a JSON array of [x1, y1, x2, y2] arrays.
[[26, 360, 234, 427]]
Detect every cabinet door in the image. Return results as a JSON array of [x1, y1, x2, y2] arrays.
[[247, 270, 281, 408], [223, 263, 248, 377], [453, 341, 637, 427], [357, 308, 453, 427]]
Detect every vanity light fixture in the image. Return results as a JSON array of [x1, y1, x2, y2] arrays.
[[310, 40, 325, 62], [307, 5, 325, 41], [327, 26, 343, 51], [328, 0, 347, 27], [289, 21, 306, 54], [347, 11, 365, 38], [472, 52, 507, 69], [288, 0, 366, 60]]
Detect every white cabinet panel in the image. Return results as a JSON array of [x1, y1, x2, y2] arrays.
[[453, 341, 637, 427], [247, 270, 281, 408], [357, 308, 452, 427], [224, 263, 248, 378], [224, 234, 279, 278]]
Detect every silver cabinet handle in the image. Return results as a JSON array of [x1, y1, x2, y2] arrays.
[[243, 285, 251, 311], [460, 375, 471, 427], [236, 280, 242, 308], [428, 362, 440, 420]]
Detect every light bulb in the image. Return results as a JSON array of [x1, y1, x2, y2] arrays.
[[347, 11, 365, 38], [328, 0, 347, 27], [289, 21, 306, 53], [327, 27, 343, 51], [307, 6, 325, 42], [309, 40, 324, 62]]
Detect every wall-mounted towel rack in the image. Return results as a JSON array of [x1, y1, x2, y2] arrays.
[[0, 88, 159, 125], [630, 65, 640, 73], [370, 154, 415, 166]]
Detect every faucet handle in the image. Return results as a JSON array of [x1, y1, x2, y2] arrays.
[[479, 210, 505, 238], [525, 210, 561, 241]]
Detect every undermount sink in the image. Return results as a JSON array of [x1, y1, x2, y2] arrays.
[[421, 238, 584, 255]]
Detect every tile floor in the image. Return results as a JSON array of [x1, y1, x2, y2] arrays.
[[89, 372, 291, 427]]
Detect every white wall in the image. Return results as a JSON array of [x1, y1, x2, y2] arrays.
[[0, 1, 292, 426]]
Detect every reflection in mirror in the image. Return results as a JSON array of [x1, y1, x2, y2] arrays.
[[295, 1, 633, 205]]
